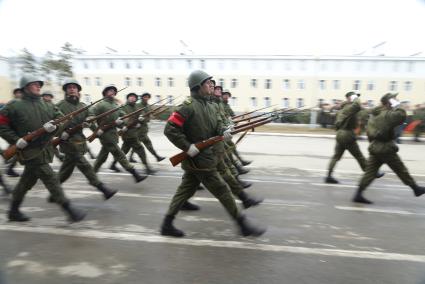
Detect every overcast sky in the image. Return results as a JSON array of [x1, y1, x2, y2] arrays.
[[0, 0, 424, 57]]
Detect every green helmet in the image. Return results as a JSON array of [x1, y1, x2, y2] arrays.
[[381, 93, 398, 104], [102, 85, 118, 96], [345, 91, 360, 98], [222, 89, 231, 97], [42, 91, 54, 98], [141, 92, 151, 98], [19, 75, 44, 89], [62, 78, 82, 92], [126, 92, 138, 100], [188, 70, 212, 90]]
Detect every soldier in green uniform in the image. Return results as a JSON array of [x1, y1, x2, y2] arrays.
[[325, 92, 384, 184], [56, 79, 117, 200], [92, 85, 147, 183], [42, 91, 65, 162], [0, 75, 86, 222], [128, 92, 165, 163], [160, 70, 265, 238], [109, 93, 156, 175], [353, 93, 425, 204], [413, 105, 425, 142]]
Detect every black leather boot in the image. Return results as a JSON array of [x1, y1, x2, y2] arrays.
[[181, 201, 200, 211], [237, 176, 252, 189], [96, 183, 118, 200], [61, 202, 86, 223], [325, 175, 339, 184], [160, 215, 185, 237], [411, 184, 425, 197], [238, 191, 263, 209], [128, 168, 148, 183], [352, 188, 373, 204], [8, 200, 30, 222], [6, 165, 20, 177], [236, 164, 249, 175], [236, 215, 266, 237], [109, 161, 121, 173], [154, 154, 166, 162]]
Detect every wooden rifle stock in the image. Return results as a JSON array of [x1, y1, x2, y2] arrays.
[[169, 117, 273, 167], [2, 97, 104, 160]]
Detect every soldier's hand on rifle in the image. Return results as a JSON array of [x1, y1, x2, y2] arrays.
[[82, 121, 90, 128], [16, 138, 28, 149], [223, 126, 233, 141], [138, 115, 145, 122], [350, 94, 359, 102], [390, 98, 401, 108], [121, 126, 128, 132], [187, 144, 200, 157], [43, 120, 57, 133], [135, 123, 141, 128], [115, 118, 124, 125], [60, 131, 70, 140], [96, 129, 104, 137]]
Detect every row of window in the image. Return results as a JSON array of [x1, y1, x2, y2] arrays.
[[82, 76, 415, 92], [81, 59, 417, 73]]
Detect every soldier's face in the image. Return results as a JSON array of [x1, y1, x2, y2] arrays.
[[43, 95, 53, 102], [13, 90, 22, 99], [105, 90, 116, 98], [26, 82, 42, 96], [142, 96, 150, 103], [128, 96, 137, 103], [214, 88, 222, 97], [66, 84, 80, 99], [222, 94, 229, 102], [199, 80, 214, 96]]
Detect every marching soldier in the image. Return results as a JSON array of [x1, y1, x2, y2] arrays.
[[160, 70, 265, 238], [128, 92, 165, 163], [325, 92, 383, 184], [56, 79, 117, 200], [42, 91, 65, 162], [92, 85, 147, 183], [353, 93, 425, 204], [12, 88, 22, 100], [0, 75, 86, 222], [109, 93, 156, 175]]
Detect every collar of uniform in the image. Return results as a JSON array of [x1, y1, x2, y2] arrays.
[[191, 91, 209, 102], [22, 91, 41, 101], [65, 96, 79, 105]]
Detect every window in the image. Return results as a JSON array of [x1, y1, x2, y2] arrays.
[[200, 59, 206, 69], [283, 79, 290, 90], [250, 97, 257, 107], [318, 98, 325, 107], [389, 81, 397, 92], [84, 77, 91, 86], [230, 97, 237, 107], [155, 95, 161, 103], [231, 78, 238, 88], [155, 77, 162, 87], [264, 97, 271, 107], [168, 77, 174, 87], [353, 80, 361, 91], [83, 94, 91, 104], [404, 81, 412, 92], [187, 60, 192, 69], [282, 98, 290, 108], [296, 98, 304, 108], [218, 78, 225, 88], [83, 62, 89, 69], [265, 79, 272, 89], [319, 80, 326, 90], [109, 61, 114, 69], [137, 61, 143, 69], [167, 95, 174, 105], [297, 80, 305, 90], [250, 79, 257, 88], [95, 77, 102, 86], [124, 77, 131, 87], [333, 80, 340, 90], [137, 77, 143, 87], [367, 100, 374, 107], [367, 81, 375, 91], [125, 61, 131, 69]]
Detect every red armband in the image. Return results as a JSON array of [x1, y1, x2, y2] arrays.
[[0, 114, 10, 125], [168, 112, 186, 127]]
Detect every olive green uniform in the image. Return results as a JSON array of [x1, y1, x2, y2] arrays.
[[358, 107, 417, 190], [44, 100, 65, 161], [92, 98, 134, 172], [0, 91, 69, 205], [327, 99, 367, 176], [413, 107, 425, 141], [136, 101, 162, 159], [56, 97, 101, 187], [164, 93, 240, 219]]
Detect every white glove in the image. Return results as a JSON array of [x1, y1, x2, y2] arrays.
[[121, 126, 128, 132], [60, 132, 70, 140], [389, 98, 400, 108], [223, 128, 233, 141], [16, 138, 28, 149], [82, 122, 90, 128], [43, 120, 57, 133], [135, 123, 141, 128], [187, 144, 200, 157], [115, 118, 124, 125], [138, 115, 145, 122], [350, 94, 359, 102], [96, 129, 104, 137]]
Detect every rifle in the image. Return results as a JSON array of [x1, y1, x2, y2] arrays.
[[169, 117, 273, 167], [235, 130, 250, 145], [231, 104, 277, 120], [2, 97, 105, 160], [51, 104, 125, 147], [233, 107, 296, 124]]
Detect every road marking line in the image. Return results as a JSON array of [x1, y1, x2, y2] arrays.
[[335, 206, 425, 216], [1, 224, 425, 263]]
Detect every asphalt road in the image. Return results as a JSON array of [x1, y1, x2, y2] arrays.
[[1, 122, 424, 284]]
